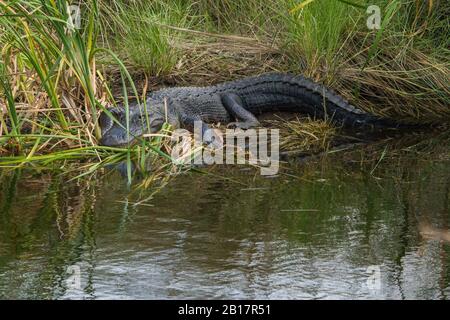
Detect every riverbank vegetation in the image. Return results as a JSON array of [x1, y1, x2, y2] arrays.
[[0, 0, 448, 181]]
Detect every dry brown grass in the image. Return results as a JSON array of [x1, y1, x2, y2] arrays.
[[264, 116, 337, 154]]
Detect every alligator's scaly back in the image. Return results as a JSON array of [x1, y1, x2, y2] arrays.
[[214, 73, 395, 129]]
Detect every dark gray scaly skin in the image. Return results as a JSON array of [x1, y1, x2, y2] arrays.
[[99, 73, 405, 146]]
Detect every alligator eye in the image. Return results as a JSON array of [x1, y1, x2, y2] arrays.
[[134, 114, 145, 123], [99, 112, 113, 133]]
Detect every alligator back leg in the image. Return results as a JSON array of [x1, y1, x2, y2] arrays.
[[221, 93, 260, 129], [223, 73, 407, 130]]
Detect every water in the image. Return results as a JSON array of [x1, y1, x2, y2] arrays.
[[0, 149, 449, 299]]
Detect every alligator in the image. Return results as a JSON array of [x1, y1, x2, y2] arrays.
[[99, 72, 407, 146]]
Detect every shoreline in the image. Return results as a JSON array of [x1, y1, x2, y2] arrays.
[[0, 1, 448, 181]]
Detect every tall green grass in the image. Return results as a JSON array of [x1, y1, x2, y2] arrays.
[[283, 0, 359, 75], [101, 0, 197, 75], [0, 0, 174, 183]]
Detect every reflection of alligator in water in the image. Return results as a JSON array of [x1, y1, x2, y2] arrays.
[[99, 73, 412, 147]]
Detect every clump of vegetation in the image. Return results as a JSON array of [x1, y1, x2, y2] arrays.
[[0, 0, 448, 183], [0, 1, 178, 184], [266, 117, 337, 153]]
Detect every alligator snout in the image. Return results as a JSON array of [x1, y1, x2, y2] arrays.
[[99, 126, 128, 146]]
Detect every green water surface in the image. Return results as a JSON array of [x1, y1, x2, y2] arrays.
[[0, 148, 449, 299]]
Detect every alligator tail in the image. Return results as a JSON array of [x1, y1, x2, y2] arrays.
[[237, 73, 419, 130], [282, 74, 413, 130]]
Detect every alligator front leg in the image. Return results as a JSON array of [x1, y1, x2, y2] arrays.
[[221, 93, 260, 129], [181, 115, 222, 148]]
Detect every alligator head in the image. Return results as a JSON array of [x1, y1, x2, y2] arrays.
[[98, 99, 180, 147]]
